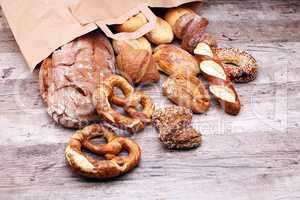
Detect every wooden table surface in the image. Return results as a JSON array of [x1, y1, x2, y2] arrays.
[[1, 0, 300, 199]]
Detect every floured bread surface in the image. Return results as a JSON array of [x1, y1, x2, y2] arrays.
[[39, 31, 116, 128]]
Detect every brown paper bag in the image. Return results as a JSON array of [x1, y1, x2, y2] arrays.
[[0, 0, 202, 71]]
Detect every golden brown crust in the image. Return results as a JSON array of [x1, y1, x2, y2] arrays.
[[114, 13, 148, 33], [179, 14, 217, 53], [153, 44, 199, 76], [113, 39, 160, 85], [39, 58, 51, 106], [124, 91, 155, 123], [162, 73, 210, 113], [145, 17, 174, 45], [165, 8, 217, 53], [195, 43, 241, 115], [172, 12, 195, 39], [65, 124, 141, 179], [164, 7, 194, 28], [92, 74, 154, 133], [112, 37, 152, 54], [216, 48, 258, 83]]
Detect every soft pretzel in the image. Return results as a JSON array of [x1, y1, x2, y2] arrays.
[[124, 91, 155, 123], [194, 42, 241, 115], [65, 124, 141, 179], [162, 73, 210, 113], [113, 38, 160, 85], [92, 74, 154, 132], [165, 8, 217, 53], [216, 48, 258, 83], [153, 44, 199, 76]]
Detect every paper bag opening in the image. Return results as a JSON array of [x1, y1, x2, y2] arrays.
[[0, 0, 202, 70]]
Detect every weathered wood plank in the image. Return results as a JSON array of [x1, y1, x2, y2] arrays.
[[1, 131, 300, 199], [202, 0, 300, 21], [208, 20, 300, 43], [1, 0, 300, 199]]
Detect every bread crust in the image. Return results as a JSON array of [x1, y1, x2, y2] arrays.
[[162, 73, 210, 113], [195, 43, 241, 115], [153, 44, 199, 76], [65, 124, 141, 179], [39, 32, 115, 128], [216, 48, 258, 83], [114, 13, 148, 33], [145, 17, 174, 45], [92, 74, 154, 133], [164, 7, 194, 28], [113, 38, 160, 84], [152, 106, 202, 150], [165, 8, 217, 53]]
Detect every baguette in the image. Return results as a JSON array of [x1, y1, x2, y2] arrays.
[[194, 42, 241, 115]]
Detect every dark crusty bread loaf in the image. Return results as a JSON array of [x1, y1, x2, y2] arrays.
[[39, 31, 115, 128], [152, 106, 202, 150]]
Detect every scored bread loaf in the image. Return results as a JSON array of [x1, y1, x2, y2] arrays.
[[165, 7, 217, 53], [39, 32, 116, 128], [113, 37, 160, 84], [153, 44, 199, 76]]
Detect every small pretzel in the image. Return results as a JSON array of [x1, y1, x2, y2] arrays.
[[92, 74, 154, 132], [124, 91, 155, 123], [103, 74, 135, 106], [216, 48, 258, 83], [65, 124, 141, 179]]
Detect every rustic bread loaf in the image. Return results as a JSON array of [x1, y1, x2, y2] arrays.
[[113, 38, 160, 85], [39, 32, 116, 128], [152, 106, 202, 150]]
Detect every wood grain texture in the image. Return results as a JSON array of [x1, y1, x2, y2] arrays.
[[1, 0, 300, 199]]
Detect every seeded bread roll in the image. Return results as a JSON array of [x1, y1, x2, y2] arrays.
[[152, 106, 202, 150], [216, 48, 258, 83]]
